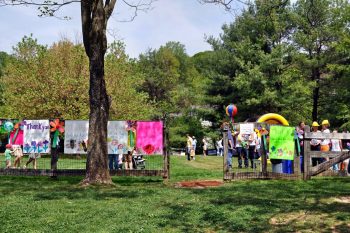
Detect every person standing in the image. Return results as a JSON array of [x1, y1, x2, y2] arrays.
[[4, 144, 13, 169], [320, 120, 331, 152], [217, 138, 223, 156], [331, 129, 342, 171], [236, 132, 248, 168], [202, 137, 208, 157], [310, 121, 321, 166], [248, 130, 258, 169], [192, 136, 197, 155], [186, 134, 193, 161]]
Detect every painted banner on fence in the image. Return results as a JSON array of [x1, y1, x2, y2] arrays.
[[64, 120, 89, 154], [23, 120, 50, 154], [10, 129, 23, 146], [107, 121, 128, 154], [269, 125, 295, 160], [136, 121, 163, 155]]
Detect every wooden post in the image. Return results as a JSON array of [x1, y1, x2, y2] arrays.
[[223, 125, 229, 180], [294, 147, 300, 178], [303, 125, 311, 180], [261, 135, 268, 177], [162, 116, 169, 180]]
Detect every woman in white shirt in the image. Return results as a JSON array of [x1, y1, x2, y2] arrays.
[[331, 129, 342, 171]]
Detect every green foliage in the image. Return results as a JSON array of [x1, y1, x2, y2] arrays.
[[0, 37, 154, 120], [197, 0, 350, 128]]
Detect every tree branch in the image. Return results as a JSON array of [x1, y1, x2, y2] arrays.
[[81, 0, 92, 57], [0, 0, 80, 17], [198, 0, 249, 11], [104, 0, 117, 20], [117, 0, 155, 22]]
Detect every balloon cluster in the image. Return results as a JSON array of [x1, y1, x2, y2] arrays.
[[225, 104, 238, 123]]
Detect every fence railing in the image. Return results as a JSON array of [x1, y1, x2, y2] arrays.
[[303, 125, 350, 180]]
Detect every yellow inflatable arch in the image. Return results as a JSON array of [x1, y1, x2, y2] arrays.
[[257, 113, 289, 126]]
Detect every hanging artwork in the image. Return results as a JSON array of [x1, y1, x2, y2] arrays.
[[126, 120, 137, 150], [269, 125, 295, 161], [107, 121, 128, 154], [64, 120, 89, 154], [10, 120, 24, 145], [136, 121, 163, 155], [23, 120, 51, 154]]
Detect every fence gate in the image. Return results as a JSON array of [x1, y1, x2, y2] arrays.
[[223, 122, 300, 181]]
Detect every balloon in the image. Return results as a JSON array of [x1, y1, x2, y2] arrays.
[[3, 121, 14, 132], [225, 104, 238, 117]]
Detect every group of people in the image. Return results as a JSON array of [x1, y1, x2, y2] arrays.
[[185, 134, 208, 161], [226, 126, 261, 169], [3, 144, 40, 169], [298, 120, 350, 172], [108, 147, 145, 170]]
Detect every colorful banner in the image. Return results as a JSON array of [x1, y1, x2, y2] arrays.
[[107, 121, 128, 154], [136, 121, 163, 155], [23, 120, 51, 154], [269, 125, 295, 161], [10, 129, 23, 145], [64, 120, 89, 154]]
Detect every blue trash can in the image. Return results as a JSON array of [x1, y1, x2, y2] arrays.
[[282, 160, 293, 174]]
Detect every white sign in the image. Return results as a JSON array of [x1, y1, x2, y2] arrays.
[[23, 120, 50, 154], [107, 121, 128, 154], [239, 123, 254, 135], [64, 120, 89, 154]]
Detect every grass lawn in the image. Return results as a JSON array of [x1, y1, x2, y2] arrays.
[[0, 155, 349, 233]]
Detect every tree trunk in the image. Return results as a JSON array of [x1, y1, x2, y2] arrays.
[[312, 68, 320, 122], [312, 85, 319, 122], [81, 48, 112, 185], [80, 0, 115, 185]]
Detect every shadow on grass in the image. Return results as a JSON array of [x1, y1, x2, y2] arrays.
[[0, 175, 164, 201], [158, 178, 350, 232]]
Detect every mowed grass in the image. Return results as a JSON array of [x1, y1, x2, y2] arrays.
[[0, 156, 349, 233]]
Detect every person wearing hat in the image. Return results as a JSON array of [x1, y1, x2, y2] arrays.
[[310, 122, 322, 166], [320, 120, 331, 152], [4, 144, 13, 168]]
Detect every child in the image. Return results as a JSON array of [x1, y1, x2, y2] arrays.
[[190, 147, 195, 160], [124, 150, 133, 170], [4, 144, 13, 168], [13, 145, 24, 168], [23, 151, 40, 169]]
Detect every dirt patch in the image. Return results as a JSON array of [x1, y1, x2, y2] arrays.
[[334, 196, 350, 204], [175, 180, 224, 189], [269, 211, 308, 226]]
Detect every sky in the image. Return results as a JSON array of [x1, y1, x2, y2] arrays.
[[0, 0, 238, 58]]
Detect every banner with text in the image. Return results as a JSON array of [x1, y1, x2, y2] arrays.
[[23, 120, 50, 154]]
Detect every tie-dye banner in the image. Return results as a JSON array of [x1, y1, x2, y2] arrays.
[[23, 120, 51, 154], [107, 121, 128, 154], [64, 120, 89, 154], [136, 121, 163, 155], [269, 125, 295, 161]]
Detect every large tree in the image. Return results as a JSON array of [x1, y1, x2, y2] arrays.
[[0, 0, 154, 185]]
